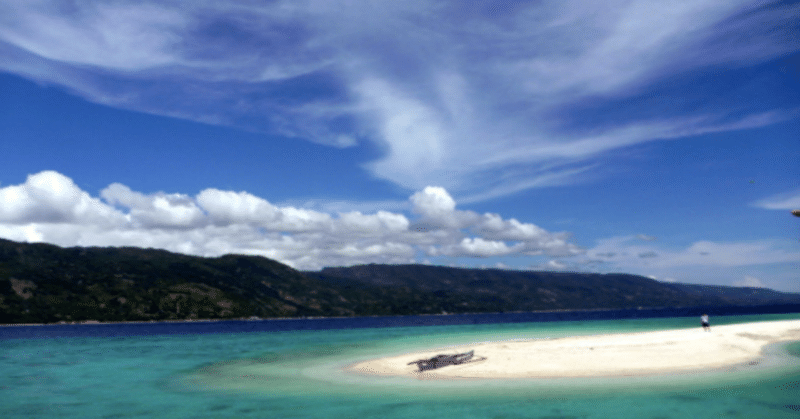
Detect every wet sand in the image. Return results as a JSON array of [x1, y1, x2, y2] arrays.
[[348, 319, 800, 378]]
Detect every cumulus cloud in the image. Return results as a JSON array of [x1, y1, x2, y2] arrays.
[[1, 1, 796, 200], [448, 237, 520, 258], [195, 189, 279, 226], [407, 186, 581, 257], [477, 214, 548, 241], [102, 183, 205, 229], [337, 211, 409, 234], [409, 186, 478, 230], [410, 186, 457, 218], [0, 171, 580, 270], [0, 171, 124, 225]]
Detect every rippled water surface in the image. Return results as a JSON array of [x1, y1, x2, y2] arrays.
[[2, 313, 800, 418]]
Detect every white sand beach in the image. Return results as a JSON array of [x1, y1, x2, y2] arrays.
[[348, 319, 800, 378]]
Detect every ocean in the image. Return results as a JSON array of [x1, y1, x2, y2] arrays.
[[2, 310, 800, 418]]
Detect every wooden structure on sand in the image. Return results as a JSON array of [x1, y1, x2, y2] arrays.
[[407, 350, 483, 372]]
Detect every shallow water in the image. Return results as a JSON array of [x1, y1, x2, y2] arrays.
[[2, 313, 800, 418]]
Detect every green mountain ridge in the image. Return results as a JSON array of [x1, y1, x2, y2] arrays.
[[2, 238, 799, 324], [310, 264, 800, 311]]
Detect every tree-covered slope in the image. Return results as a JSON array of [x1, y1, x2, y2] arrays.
[[0, 238, 372, 323], [3, 239, 799, 324], [311, 264, 800, 312]]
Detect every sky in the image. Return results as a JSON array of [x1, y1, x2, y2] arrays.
[[1, 1, 799, 291]]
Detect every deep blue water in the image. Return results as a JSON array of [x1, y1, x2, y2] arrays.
[[4, 303, 800, 339]]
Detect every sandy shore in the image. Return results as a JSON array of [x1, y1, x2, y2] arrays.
[[348, 319, 800, 378]]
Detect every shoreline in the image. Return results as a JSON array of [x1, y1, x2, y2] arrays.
[[347, 319, 800, 379], [0, 308, 661, 327], [5, 304, 800, 328]]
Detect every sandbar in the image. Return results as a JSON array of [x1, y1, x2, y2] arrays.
[[348, 319, 800, 378]]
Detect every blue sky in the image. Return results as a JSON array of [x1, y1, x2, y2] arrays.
[[1, 1, 799, 290]]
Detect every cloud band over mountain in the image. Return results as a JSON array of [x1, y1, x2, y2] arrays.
[[2, 172, 797, 288], [0, 171, 582, 270]]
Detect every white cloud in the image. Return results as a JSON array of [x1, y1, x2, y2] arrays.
[[140, 195, 206, 229], [272, 206, 333, 233], [358, 78, 448, 188], [0, 2, 187, 70], [101, 183, 205, 229], [410, 186, 456, 217], [0, 224, 44, 243], [583, 235, 800, 290], [337, 211, 409, 234], [406, 186, 580, 257], [195, 189, 279, 225], [733, 275, 765, 288], [409, 186, 479, 230], [448, 237, 519, 258], [1, 1, 795, 200], [528, 259, 578, 272], [752, 189, 800, 210], [0, 171, 581, 270], [0, 171, 123, 225], [680, 241, 800, 267], [4, 172, 795, 287], [101, 183, 152, 209], [477, 214, 547, 241], [545, 260, 568, 271], [588, 236, 800, 269]]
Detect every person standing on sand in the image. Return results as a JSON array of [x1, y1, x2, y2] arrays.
[[701, 314, 710, 331]]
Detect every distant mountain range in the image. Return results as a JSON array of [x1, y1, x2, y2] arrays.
[[2, 238, 799, 324]]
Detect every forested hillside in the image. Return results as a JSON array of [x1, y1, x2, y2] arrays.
[[3, 239, 799, 324]]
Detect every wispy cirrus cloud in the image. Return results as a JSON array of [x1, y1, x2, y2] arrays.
[[1, 1, 797, 200], [529, 233, 800, 291], [587, 235, 800, 269], [752, 189, 800, 210], [547, 235, 800, 290]]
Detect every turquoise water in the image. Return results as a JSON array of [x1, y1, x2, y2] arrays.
[[2, 313, 800, 418]]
